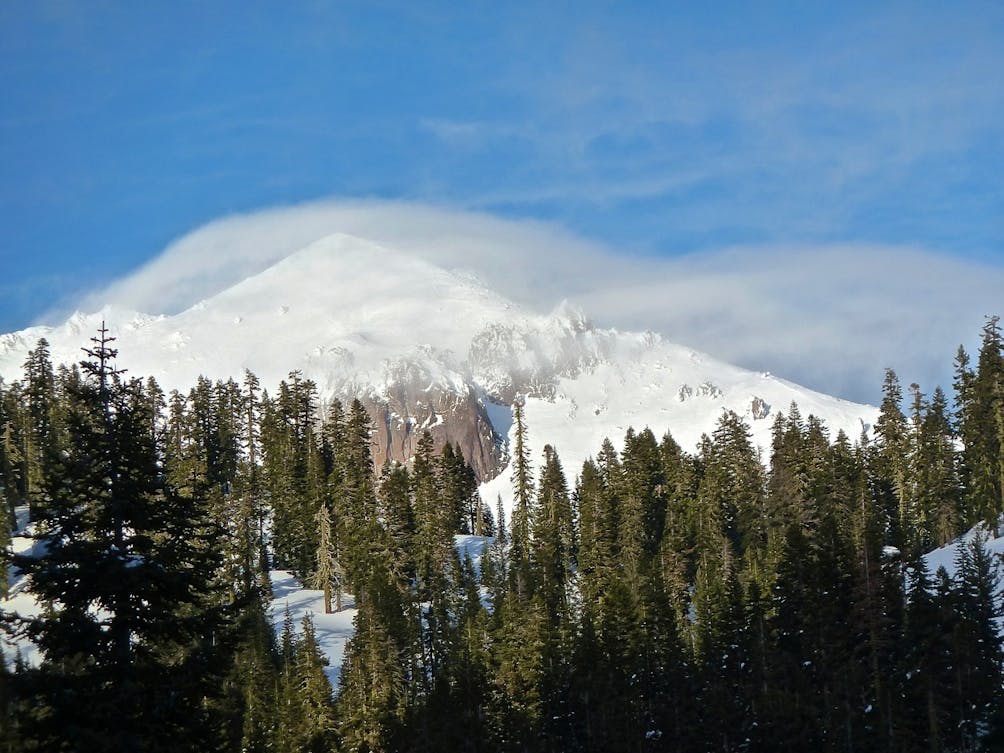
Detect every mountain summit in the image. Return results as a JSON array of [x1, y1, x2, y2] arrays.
[[0, 233, 876, 495]]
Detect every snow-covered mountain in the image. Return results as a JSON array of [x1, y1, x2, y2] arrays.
[[0, 232, 877, 501]]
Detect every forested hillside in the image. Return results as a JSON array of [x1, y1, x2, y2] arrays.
[[2, 317, 1003, 752]]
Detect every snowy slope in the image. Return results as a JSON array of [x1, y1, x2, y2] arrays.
[[0, 234, 517, 394], [924, 524, 1004, 579], [270, 571, 358, 691], [0, 231, 878, 507], [266, 535, 492, 693]]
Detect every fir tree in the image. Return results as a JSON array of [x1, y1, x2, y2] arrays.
[[22, 338, 56, 520], [226, 601, 280, 753], [5, 324, 231, 752], [917, 386, 963, 548], [292, 615, 337, 752], [312, 501, 345, 613], [950, 532, 1003, 747], [961, 316, 1004, 534], [336, 564, 412, 753], [531, 444, 575, 622], [900, 558, 953, 753], [379, 460, 416, 584], [334, 399, 379, 595], [873, 368, 909, 549], [508, 399, 534, 604]]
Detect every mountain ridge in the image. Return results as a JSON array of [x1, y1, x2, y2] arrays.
[[0, 232, 878, 496]]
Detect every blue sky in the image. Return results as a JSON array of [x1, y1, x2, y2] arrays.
[[1, 1, 1003, 401]]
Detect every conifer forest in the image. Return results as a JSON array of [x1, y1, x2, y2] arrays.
[[1, 316, 1004, 753]]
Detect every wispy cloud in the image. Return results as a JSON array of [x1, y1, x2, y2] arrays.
[[59, 200, 1004, 405], [409, 3, 1004, 247]]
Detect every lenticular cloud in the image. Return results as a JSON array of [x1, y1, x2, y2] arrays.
[[63, 199, 1004, 404]]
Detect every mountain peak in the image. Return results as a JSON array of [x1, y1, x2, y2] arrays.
[[0, 232, 876, 490]]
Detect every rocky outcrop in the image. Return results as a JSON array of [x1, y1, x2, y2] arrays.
[[356, 382, 505, 482], [750, 396, 771, 420]]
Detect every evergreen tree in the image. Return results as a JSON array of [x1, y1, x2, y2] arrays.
[[950, 532, 1003, 748], [5, 324, 231, 752], [440, 442, 479, 534], [0, 377, 17, 536], [531, 444, 575, 621], [312, 501, 345, 613], [873, 368, 909, 549], [0, 379, 11, 595], [0, 380, 28, 521], [379, 460, 416, 584], [336, 564, 412, 753], [446, 550, 492, 750], [22, 338, 56, 520], [509, 398, 534, 600], [899, 559, 953, 753], [916, 386, 964, 548], [333, 399, 380, 595], [262, 372, 323, 580], [617, 428, 665, 588], [488, 589, 547, 750], [960, 316, 1004, 533], [225, 601, 279, 753], [291, 615, 337, 752], [698, 410, 766, 559]]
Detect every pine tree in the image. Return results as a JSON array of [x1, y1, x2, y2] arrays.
[[312, 501, 345, 613], [336, 564, 412, 753], [0, 380, 10, 595], [262, 372, 323, 580], [5, 324, 231, 752], [698, 410, 766, 558], [0, 380, 28, 520], [440, 442, 479, 534], [962, 316, 1004, 533], [531, 444, 575, 622], [227, 601, 280, 753], [916, 386, 964, 548], [950, 532, 1003, 748], [0, 377, 16, 535], [488, 589, 547, 749], [575, 458, 606, 607], [291, 615, 337, 752], [333, 399, 379, 595], [509, 399, 534, 603], [379, 460, 416, 584], [874, 368, 909, 550], [899, 558, 952, 753], [446, 550, 492, 749], [482, 495, 509, 610], [411, 431, 454, 599], [22, 338, 56, 520]]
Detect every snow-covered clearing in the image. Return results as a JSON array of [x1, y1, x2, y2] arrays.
[[269, 570, 357, 691]]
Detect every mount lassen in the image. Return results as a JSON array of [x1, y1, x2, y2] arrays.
[[0, 232, 877, 508]]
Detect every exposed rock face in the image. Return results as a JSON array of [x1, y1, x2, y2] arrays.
[[750, 396, 771, 420], [355, 383, 506, 482]]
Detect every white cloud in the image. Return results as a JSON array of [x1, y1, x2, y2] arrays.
[[62, 200, 1004, 405]]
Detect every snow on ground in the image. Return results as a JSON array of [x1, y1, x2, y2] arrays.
[[1, 507, 43, 668], [0, 234, 522, 394], [455, 534, 492, 576], [478, 336, 877, 522], [269, 570, 358, 692], [922, 522, 1004, 635], [267, 535, 492, 694], [923, 522, 1004, 579]]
